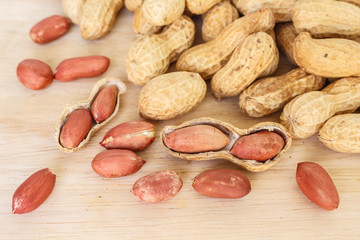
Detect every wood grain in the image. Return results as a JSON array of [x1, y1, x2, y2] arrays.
[[1, 1, 360, 239]]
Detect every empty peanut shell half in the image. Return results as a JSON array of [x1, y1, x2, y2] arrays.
[[54, 77, 126, 152], [160, 117, 292, 172]]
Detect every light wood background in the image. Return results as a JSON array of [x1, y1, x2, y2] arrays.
[[1, 1, 360, 239]]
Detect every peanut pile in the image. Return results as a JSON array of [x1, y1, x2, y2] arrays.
[[13, 0, 360, 214]]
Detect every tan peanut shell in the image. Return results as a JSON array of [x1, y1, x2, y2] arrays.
[[293, 32, 360, 78], [318, 114, 360, 153], [160, 117, 292, 172], [239, 68, 325, 117], [54, 77, 126, 152], [211, 31, 279, 100], [292, 0, 360, 37], [202, 1, 239, 42], [176, 8, 275, 79], [133, 6, 162, 35], [142, 0, 185, 26], [138, 72, 206, 120], [275, 22, 298, 65], [340, 0, 360, 7], [186, 0, 222, 14], [280, 77, 360, 139], [126, 15, 195, 86], [232, 0, 298, 22], [62, 0, 85, 24], [62, 0, 124, 40], [125, 0, 143, 11]]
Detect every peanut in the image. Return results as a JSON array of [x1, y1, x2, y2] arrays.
[[16, 59, 53, 90], [131, 170, 183, 203], [280, 77, 360, 139], [125, 0, 143, 11], [126, 15, 195, 86], [318, 114, 360, 153], [339, 0, 360, 7], [275, 22, 298, 65], [59, 109, 93, 149], [192, 169, 251, 199], [12, 168, 56, 214], [91, 85, 118, 123], [176, 8, 275, 79], [232, 0, 298, 22], [54, 55, 110, 82], [100, 120, 155, 151], [201, 0, 239, 42], [230, 131, 285, 161], [164, 125, 230, 153], [138, 72, 206, 120], [293, 32, 360, 78], [211, 31, 278, 100], [62, 0, 85, 25], [239, 68, 325, 117], [292, 0, 360, 37], [161, 117, 292, 172], [62, 0, 124, 40], [142, 0, 185, 26], [186, 0, 222, 14], [55, 77, 126, 152], [296, 162, 339, 210], [92, 149, 146, 178], [133, 6, 162, 35], [30, 15, 71, 44]]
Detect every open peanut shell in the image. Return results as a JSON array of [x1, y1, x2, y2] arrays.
[[160, 117, 292, 172], [54, 77, 127, 153]]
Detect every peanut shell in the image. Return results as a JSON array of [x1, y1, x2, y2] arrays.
[[293, 32, 360, 78], [232, 0, 298, 22], [54, 77, 126, 152], [239, 68, 325, 117], [138, 72, 206, 120], [62, 0, 124, 40], [186, 0, 222, 14], [133, 6, 162, 35], [202, 1, 239, 42], [160, 117, 292, 172], [211, 31, 278, 100], [126, 15, 195, 86], [142, 0, 185, 26], [275, 22, 298, 65], [125, 0, 143, 11], [292, 0, 360, 37], [280, 77, 360, 139], [176, 8, 275, 79], [318, 114, 360, 153]]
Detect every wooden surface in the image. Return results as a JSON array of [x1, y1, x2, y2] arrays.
[[1, 1, 360, 239]]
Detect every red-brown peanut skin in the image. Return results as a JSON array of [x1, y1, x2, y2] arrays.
[[59, 109, 93, 149], [91, 85, 118, 123], [100, 121, 155, 151], [192, 169, 251, 199], [16, 59, 53, 90], [296, 162, 340, 210], [230, 131, 285, 161], [54, 56, 110, 82], [30, 15, 71, 44], [12, 168, 56, 214], [92, 149, 146, 178], [132, 170, 183, 203], [164, 125, 230, 153]]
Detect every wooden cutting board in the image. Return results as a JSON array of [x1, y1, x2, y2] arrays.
[[1, 1, 360, 239]]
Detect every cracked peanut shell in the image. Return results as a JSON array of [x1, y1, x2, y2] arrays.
[[55, 77, 126, 152], [160, 117, 292, 172]]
